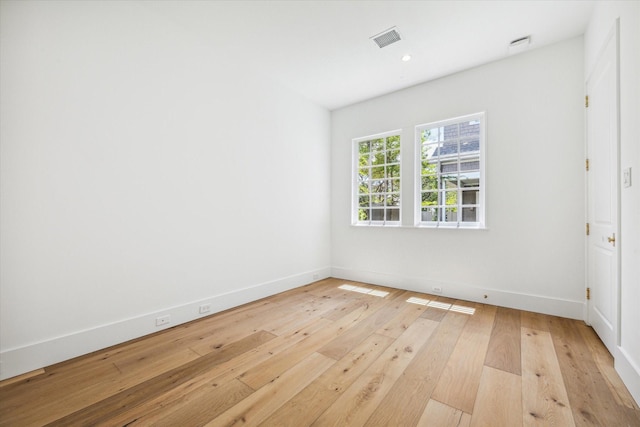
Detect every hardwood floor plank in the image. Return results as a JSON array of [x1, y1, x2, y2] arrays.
[[470, 366, 523, 427], [365, 310, 469, 426], [42, 330, 276, 427], [100, 319, 331, 426], [431, 303, 497, 413], [577, 322, 640, 411], [485, 306, 522, 375], [316, 296, 406, 360], [321, 298, 367, 321], [259, 333, 395, 427], [238, 301, 387, 390], [548, 316, 640, 427], [200, 318, 333, 387], [205, 352, 335, 427], [417, 399, 470, 427], [521, 310, 551, 332], [0, 369, 45, 388], [521, 327, 575, 426], [376, 302, 426, 338], [97, 378, 254, 427], [312, 317, 438, 426], [421, 308, 447, 321]]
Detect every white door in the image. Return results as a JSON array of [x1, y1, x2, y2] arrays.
[[586, 22, 619, 355]]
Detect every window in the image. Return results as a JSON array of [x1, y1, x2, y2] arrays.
[[353, 131, 401, 225], [415, 113, 485, 228]]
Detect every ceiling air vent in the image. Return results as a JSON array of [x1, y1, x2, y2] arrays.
[[371, 27, 402, 48], [508, 35, 531, 55]]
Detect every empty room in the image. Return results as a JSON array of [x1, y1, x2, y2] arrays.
[[1, 0, 639, 425]]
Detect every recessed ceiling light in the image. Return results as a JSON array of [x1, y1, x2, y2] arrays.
[[402, 54, 412, 62]]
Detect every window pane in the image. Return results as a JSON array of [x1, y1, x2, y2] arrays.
[[371, 179, 386, 193], [359, 140, 370, 154], [386, 194, 400, 207], [372, 138, 385, 152], [422, 161, 437, 175], [387, 150, 400, 163], [444, 191, 458, 206], [421, 191, 438, 205], [386, 208, 400, 221], [440, 140, 458, 156], [386, 136, 400, 150], [372, 194, 385, 207], [358, 184, 369, 195], [421, 207, 438, 222], [461, 190, 478, 204], [460, 171, 480, 187], [461, 207, 477, 222], [460, 160, 480, 171], [387, 164, 400, 178], [390, 178, 400, 192], [441, 162, 458, 173], [420, 128, 439, 143], [441, 174, 458, 189], [358, 209, 370, 221], [371, 152, 385, 166], [444, 124, 459, 140], [359, 195, 370, 207], [371, 166, 385, 178], [460, 138, 479, 153], [422, 144, 438, 160], [371, 209, 384, 220], [460, 120, 480, 137], [422, 175, 438, 191], [443, 207, 458, 222]]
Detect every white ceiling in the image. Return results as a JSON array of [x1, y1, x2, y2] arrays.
[[144, 1, 595, 110]]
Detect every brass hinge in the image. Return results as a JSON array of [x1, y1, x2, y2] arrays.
[[587, 287, 591, 300], [586, 223, 590, 236], [585, 95, 589, 108], [586, 159, 590, 171]]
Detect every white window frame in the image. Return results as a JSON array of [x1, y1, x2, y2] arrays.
[[414, 112, 486, 229], [352, 130, 402, 226]]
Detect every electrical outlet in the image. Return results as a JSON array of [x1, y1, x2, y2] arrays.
[[432, 286, 443, 293], [199, 304, 211, 314], [155, 315, 171, 327]]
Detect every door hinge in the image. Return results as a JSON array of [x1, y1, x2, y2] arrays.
[[586, 159, 590, 171], [585, 95, 589, 108], [586, 287, 591, 300], [586, 223, 590, 236]]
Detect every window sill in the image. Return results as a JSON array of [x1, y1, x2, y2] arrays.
[[351, 223, 488, 230]]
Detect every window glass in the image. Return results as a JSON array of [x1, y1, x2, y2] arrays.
[[353, 131, 401, 226], [415, 113, 485, 228]]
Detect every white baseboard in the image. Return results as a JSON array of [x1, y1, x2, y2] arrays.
[[616, 346, 640, 407], [331, 267, 585, 320], [0, 267, 331, 381]]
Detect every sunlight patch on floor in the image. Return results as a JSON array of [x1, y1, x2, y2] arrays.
[[406, 297, 476, 315], [338, 284, 390, 298]]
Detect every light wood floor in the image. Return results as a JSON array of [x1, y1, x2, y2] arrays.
[[1, 278, 639, 426]]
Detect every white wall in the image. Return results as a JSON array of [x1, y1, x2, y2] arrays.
[[331, 37, 585, 318], [585, 0, 640, 406], [0, 1, 331, 379]]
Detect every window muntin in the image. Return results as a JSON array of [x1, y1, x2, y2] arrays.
[[353, 131, 401, 225], [416, 113, 484, 228]]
